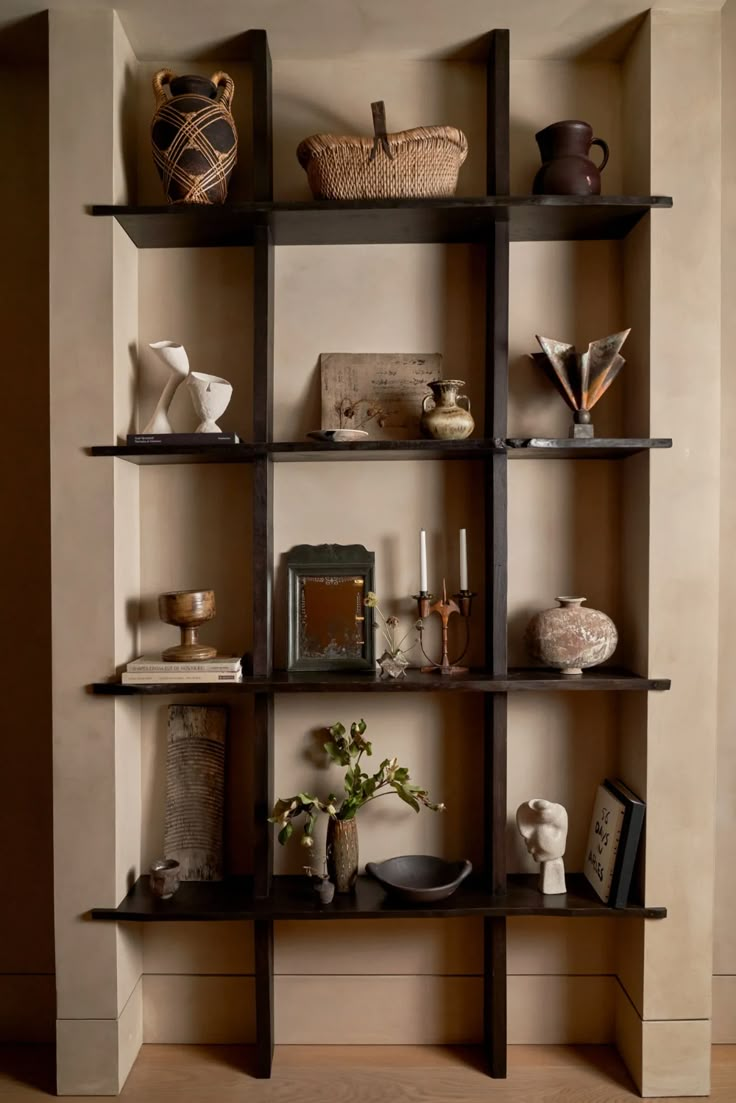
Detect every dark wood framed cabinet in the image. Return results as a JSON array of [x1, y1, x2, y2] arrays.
[[89, 28, 671, 1080]]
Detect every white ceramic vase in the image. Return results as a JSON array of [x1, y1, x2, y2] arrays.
[[187, 372, 233, 433], [142, 341, 190, 434]]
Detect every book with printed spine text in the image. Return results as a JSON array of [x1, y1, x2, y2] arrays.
[[126, 433, 240, 446], [126, 656, 243, 674], [122, 671, 243, 685]]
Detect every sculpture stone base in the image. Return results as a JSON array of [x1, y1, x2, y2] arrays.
[[540, 857, 566, 895]]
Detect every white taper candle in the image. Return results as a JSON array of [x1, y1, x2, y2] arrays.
[[420, 529, 428, 593], [459, 528, 468, 591]]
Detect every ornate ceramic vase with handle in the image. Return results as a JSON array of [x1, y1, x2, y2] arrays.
[[151, 70, 238, 204], [420, 379, 474, 441], [532, 120, 609, 196]]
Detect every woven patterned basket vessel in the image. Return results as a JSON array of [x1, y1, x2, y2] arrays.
[[297, 101, 468, 200]]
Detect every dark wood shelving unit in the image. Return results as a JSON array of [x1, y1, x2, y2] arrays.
[[506, 437, 672, 459], [89, 443, 259, 464], [91, 668, 670, 695], [92, 195, 671, 249], [268, 439, 502, 461], [91, 873, 666, 923], [89, 27, 672, 1083], [90, 437, 670, 465]]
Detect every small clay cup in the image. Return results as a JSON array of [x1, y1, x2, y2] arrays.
[[158, 589, 216, 661], [150, 858, 181, 899]]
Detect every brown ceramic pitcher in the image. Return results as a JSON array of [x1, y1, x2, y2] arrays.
[[532, 120, 609, 196]]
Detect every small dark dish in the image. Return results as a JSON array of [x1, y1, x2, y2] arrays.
[[366, 855, 472, 903]]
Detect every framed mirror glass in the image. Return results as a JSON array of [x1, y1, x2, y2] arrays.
[[287, 544, 375, 671]]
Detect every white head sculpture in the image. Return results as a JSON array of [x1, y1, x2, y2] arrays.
[[516, 798, 568, 895]]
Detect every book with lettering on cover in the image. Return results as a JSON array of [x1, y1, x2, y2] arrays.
[[126, 433, 240, 446], [126, 656, 243, 674], [584, 778, 645, 908]]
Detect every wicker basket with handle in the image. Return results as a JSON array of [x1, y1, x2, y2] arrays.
[[297, 101, 468, 200]]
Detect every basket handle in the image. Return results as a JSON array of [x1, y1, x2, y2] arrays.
[[369, 101, 394, 162]]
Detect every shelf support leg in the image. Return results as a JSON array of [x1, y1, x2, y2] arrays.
[[254, 918, 274, 1078], [484, 916, 507, 1078], [254, 693, 274, 898]]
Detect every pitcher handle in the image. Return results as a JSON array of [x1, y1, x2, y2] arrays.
[[591, 137, 609, 173], [211, 71, 235, 110], [422, 394, 436, 413], [457, 394, 471, 414], [152, 69, 175, 108]]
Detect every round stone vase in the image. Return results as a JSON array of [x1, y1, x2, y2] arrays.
[[420, 380, 474, 440], [151, 70, 238, 205], [524, 596, 617, 675], [326, 818, 359, 893]]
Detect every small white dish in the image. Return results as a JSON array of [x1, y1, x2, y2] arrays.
[[307, 430, 370, 443]]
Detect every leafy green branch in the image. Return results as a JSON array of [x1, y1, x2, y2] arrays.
[[268, 718, 445, 850]]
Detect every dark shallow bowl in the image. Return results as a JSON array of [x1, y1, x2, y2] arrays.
[[366, 855, 472, 903]]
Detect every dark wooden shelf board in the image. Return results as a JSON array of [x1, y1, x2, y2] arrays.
[[91, 876, 256, 921], [89, 439, 673, 464], [90, 667, 670, 695], [92, 196, 672, 249], [268, 439, 503, 461], [506, 438, 672, 459], [266, 874, 667, 920], [89, 444, 258, 465], [90, 873, 665, 922]]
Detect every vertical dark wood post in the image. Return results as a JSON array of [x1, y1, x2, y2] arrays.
[[252, 225, 274, 675], [247, 29, 273, 202], [253, 693, 274, 898], [254, 917, 274, 1077], [484, 917, 507, 1079], [486, 29, 510, 198], [249, 36, 275, 1076], [483, 27, 510, 1082]]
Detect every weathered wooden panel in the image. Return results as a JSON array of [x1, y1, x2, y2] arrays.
[[164, 705, 227, 881], [320, 352, 442, 439]]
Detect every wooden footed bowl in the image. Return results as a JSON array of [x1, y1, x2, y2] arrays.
[[158, 589, 217, 661]]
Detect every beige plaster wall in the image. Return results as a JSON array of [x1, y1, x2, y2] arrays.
[[128, 54, 634, 1046], [715, 0, 736, 1044], [50, 9, 145, 1091], [614, 11, 721, 1097], [48, 8, 723, 1091], [0, 36, 54, 1042]]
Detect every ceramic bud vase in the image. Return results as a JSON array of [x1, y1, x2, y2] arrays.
[[420, 379, 475, 440], [524, 596, 617, 675], [151, 70, 238, 204], [143, 341, 190, 434], [187, 372, 233, 433], [326, 818, 359, 893]]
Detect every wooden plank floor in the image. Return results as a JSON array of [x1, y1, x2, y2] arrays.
[[1, 1044, 734, 1101]]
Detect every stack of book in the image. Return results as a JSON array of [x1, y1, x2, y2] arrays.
[[122, 656, 244, 685]]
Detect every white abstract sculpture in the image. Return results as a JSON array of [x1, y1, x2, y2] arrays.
[[516, 798, 568, 895], [187, 372, 233, 433], [142, 341, 190, 434]]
